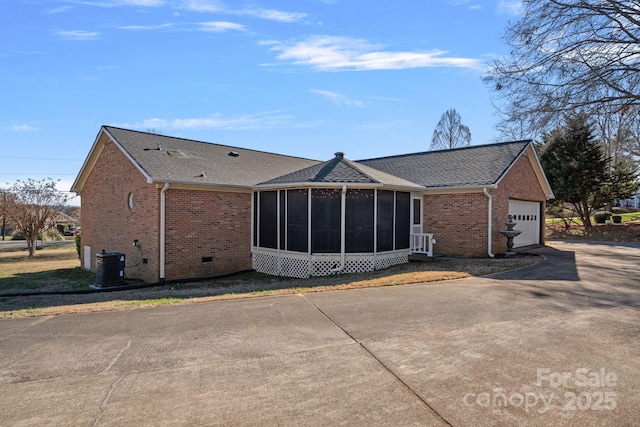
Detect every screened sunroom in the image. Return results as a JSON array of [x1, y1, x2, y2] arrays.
[[251, 153, 435, 278]]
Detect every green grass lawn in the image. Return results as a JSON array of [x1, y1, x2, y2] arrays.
[[0, 245, 94, 293], [545, 212, 640, 225], [0, 243, 541, 318]]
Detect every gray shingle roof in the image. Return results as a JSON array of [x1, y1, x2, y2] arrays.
[[358, 141, 531, 188], [80, 127, 532, 192], [258, 152, 424, 190], [103, 126, 320, 188]]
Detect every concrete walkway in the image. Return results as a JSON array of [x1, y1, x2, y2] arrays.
[[1, 241, 638, 426]]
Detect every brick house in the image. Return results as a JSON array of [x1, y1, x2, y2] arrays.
[[72, 126, 553, 282]]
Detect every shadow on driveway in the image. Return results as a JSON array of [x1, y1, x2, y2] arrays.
[[488, 241, 640, 311], [489, 244, 579, 282]]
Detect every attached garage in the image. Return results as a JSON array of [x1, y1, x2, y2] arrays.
[[509, 200, 541, 247]]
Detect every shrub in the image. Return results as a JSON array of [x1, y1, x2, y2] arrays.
[[75, 233, 81, 261], [44, 228, 63, 241], [612, 215, 622, 224], [594, 211, 612, 224], [12, 231, 25, 240]]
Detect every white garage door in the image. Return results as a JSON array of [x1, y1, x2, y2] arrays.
[[508, 200, 541, 247]]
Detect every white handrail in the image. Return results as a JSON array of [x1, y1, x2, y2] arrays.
[[410, 233, 436, 256]]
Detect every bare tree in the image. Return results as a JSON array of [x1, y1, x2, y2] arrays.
[[431, 108, 472, 150], [0, 189, 13, 241], [485, 1, 640, 137], [5, 178, 69, 256]]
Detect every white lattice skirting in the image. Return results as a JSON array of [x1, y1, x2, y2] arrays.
[[252, 247, 409, 278]]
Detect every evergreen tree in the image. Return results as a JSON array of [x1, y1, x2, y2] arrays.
[[540, 113, 637, 227]]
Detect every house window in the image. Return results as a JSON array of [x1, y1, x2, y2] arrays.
[[128, 193, 135, 210], [413, 198, 421, 225]]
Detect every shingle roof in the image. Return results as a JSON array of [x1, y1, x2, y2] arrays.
[[358, 141, 531, 188], [103, 126, 320, 188], [258, 152, 424, 190], [75, 126, 536, 193]]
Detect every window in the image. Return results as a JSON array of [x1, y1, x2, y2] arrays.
[[413, 198, 421, 225], [128, 193, 135, 210]]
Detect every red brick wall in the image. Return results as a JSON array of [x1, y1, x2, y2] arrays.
[[423, 153, 547, 257], [490, 153, 547, 254], [423, 192, 489, 257], [81, 137, 253, 283], [164, 189, 252, 279], [81, 138, 161, 283]]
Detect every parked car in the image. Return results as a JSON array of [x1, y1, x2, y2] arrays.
[[64, 227, 81, 236]]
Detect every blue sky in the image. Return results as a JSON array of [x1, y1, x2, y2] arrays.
[[1, 0, 523, 204]]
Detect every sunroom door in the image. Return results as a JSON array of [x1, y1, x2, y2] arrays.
[[411, 196, 423, 234], [410, 196, 423, 252]]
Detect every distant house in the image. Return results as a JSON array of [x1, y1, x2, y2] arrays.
[[616, 189, 640, 208], [72, 126, 553, 282]]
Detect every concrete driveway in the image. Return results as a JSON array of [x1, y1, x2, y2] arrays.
[[1, 241, 639, 426]]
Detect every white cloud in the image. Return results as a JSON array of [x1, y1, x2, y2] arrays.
[[56, 30, 100, 40], [7, 124, 39, 132], [118, 21, 246, 33], [119, 0, 164, 5], [310, 89, 364, 107], [48, 5, 74, 13], [180, 0, 223, 13], [181, 1, 305, 22], [235, 8, 307, 23], [264, 36, 482, 71], [497, 0, 523, 15], [198, 21, 246, 32], [131, 111, 294, 130], [76, 0, 305, 24], [118, 23, 177, 30], [72, 0, 164, 7]]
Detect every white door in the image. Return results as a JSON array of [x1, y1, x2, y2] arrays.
[[508, 200, 540, 247], [410, 196, 424, 252], [411, 196, 422, 234]]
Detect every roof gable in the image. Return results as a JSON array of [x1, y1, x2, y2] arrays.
[[358, 141, 532, 189], [73, 126, 320, 191], [258, 152, 424, 190]]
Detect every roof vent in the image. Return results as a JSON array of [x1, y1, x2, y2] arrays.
[[198, 171, 206, 178], [335, 152, 344, 158], [167, 149, 187, 158], [143, 143, 162, 151], [228, 151, 239, 157]]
